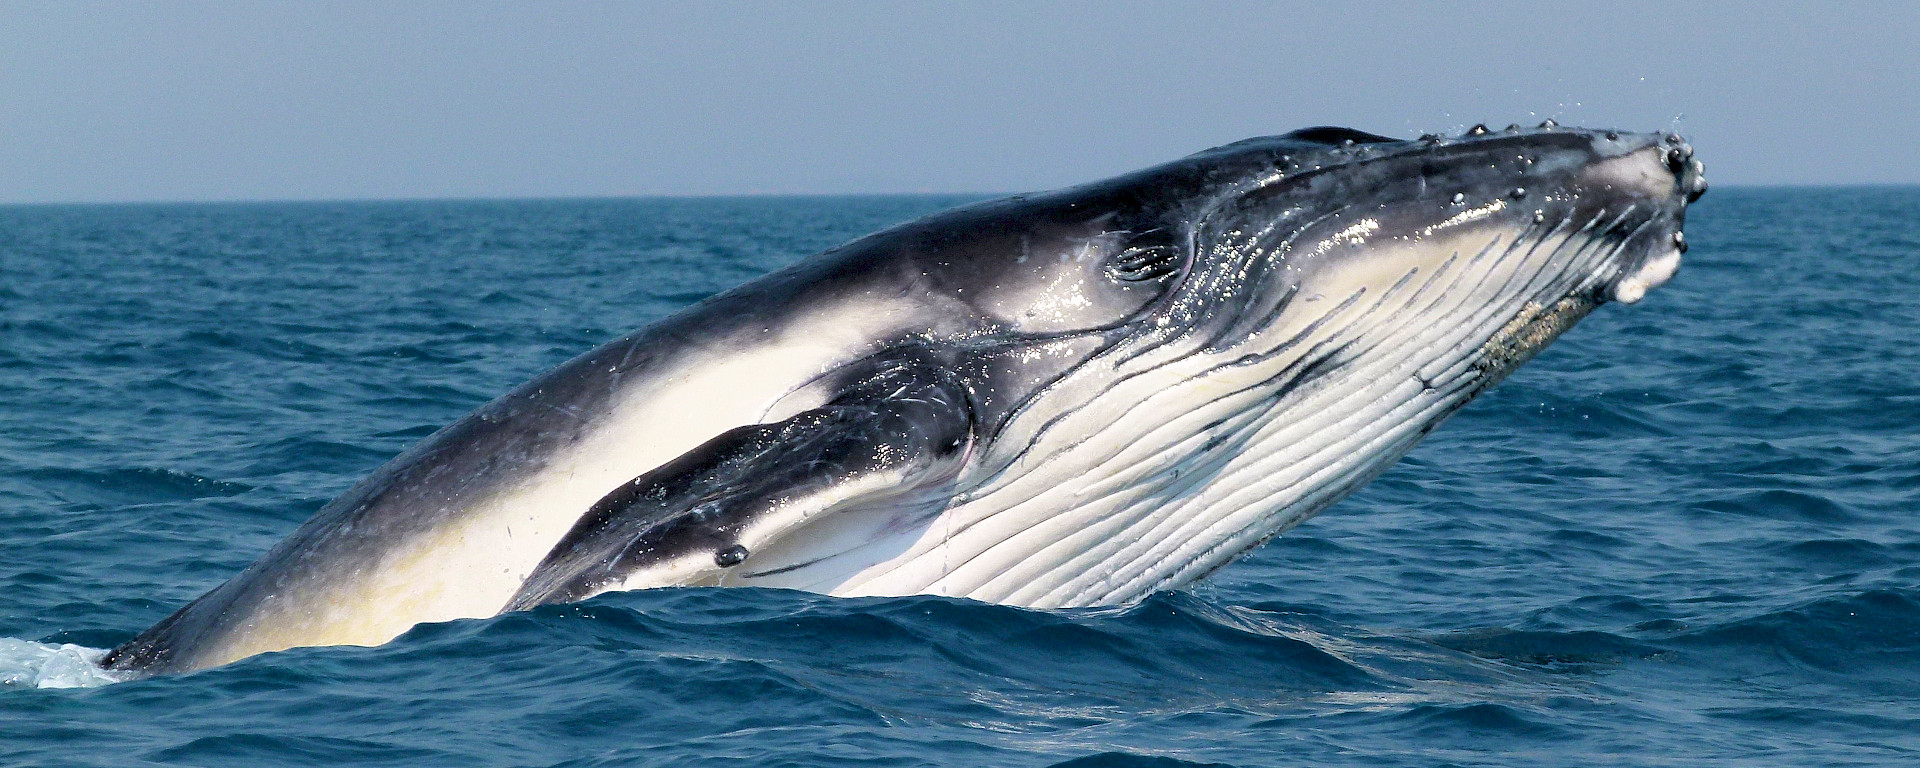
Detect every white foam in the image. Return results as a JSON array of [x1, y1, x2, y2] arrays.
[[0, 638, 126, 689]]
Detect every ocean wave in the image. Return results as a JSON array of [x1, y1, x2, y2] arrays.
[[1672, 587, 1920, 678], [4, 191, 1918, 766]]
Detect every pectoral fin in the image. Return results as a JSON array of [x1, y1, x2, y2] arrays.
[[503, 355, 972, 611]]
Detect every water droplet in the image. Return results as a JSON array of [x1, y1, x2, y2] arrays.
[[1450, 192, 1466, 205], [1465, 124, 1490, 137], [1538, 119, 1558, 129], [1511, 187, 1526, 198], [1605, 131, 1619, 141]]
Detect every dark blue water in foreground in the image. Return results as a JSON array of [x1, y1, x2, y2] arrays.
[[3, 189, 1917, 766]]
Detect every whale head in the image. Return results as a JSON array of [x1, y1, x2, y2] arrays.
[[1107, 123, 1705, 364], [903, 125, 1707, 606]]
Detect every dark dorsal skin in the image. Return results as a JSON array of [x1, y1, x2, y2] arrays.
[[104, 126, 1704, 674]]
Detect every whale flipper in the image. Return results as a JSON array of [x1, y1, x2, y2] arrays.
[[504, 353, 975, 611]]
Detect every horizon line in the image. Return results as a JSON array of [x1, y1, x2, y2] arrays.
[[2, 182, 1915, 209]]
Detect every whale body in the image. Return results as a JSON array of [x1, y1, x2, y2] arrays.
[[105, 125, 1706, 673]]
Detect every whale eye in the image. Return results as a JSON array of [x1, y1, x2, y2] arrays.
[[1107, 245, 1181, 282]]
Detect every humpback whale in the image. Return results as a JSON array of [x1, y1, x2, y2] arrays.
[[105, 124, 1707, 674]]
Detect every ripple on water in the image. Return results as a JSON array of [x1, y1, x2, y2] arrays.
[[2, 191, 1918, 767]]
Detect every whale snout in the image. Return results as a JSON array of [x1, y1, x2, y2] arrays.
[[1662, 135, 1710, 204], [1577, 132, 1707, 206], [1575, 132, 1706, 304]]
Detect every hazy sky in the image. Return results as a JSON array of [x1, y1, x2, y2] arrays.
[[3, 2, 1915, 203]]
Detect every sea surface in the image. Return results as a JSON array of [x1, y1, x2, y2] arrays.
[[2, 189, 1916, 767]]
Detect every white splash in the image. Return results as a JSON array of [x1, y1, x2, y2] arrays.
[[0, 638, 125, 689]]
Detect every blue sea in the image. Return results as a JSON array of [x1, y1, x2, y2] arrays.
[[2, 189, 1916, 767]]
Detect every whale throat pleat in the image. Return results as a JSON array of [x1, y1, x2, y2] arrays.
[[818, 221, 1616, 606]]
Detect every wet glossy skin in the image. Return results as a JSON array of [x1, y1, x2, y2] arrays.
[[105, 125, 1703, 674]]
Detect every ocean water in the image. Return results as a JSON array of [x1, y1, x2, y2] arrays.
[[2, 189, 1917, 766]]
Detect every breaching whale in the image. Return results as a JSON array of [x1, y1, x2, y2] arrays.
[[105, 124, 1706, 674]]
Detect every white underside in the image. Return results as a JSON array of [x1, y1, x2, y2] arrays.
[[1610, 246, 1682, 304], [197, 295, 926, 665]]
